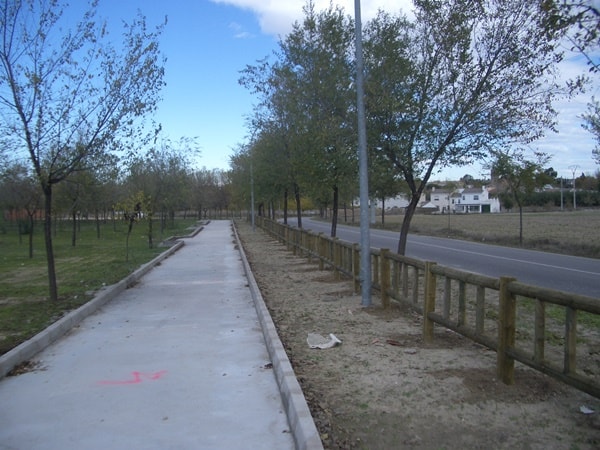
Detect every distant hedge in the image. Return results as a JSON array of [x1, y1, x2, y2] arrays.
[[521, 190, 600, 208]]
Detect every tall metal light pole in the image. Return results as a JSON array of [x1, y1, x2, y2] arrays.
[[251, 160, 255, 231], [354, 0, 371, 307]]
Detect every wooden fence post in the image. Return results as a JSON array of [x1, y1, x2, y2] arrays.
[[318, 233, 325, 270], [333, 238, 341, 279], [443, 277, 451, 319], [423, 261, 437, 343], [380, 249, 390, 309], [476, 285, 485, 335], [564, 306, 577, 375], [458, 280, 466, 327], [497, 276, 516, 385], [352, 243, 360, 293], [534, 299, 545, 364], [372, 251, 380, 289], [401, 263, 409, 300]]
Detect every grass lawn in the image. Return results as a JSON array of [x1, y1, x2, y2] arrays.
[[0, 217, 199, 355]]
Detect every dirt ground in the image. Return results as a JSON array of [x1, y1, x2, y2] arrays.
[[235, 220, 600, 450]]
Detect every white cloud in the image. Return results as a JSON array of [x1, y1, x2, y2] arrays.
[[210, 0, 414, 36]]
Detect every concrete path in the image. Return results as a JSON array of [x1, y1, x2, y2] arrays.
[[0, 220, 321, 450]]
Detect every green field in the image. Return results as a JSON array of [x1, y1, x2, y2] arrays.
[[0, 217, 199, 355], [340, 209, 600, 259]]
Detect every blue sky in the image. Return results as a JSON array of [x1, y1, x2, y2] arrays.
[[93, 0, 598, 180]]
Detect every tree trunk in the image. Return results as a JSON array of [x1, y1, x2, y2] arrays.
[[95, 209, 101, 239], [330, 185, 338, 237], [71, 209, 77, 247], [381, 197, 386, 225], [43, 187, 59, 301], [397, 195, 420, 255], [148, 216, 154, 249], [28, 213, 34, 259], [16, 208, 23, 245], [294, 183, 302, 229], [125, 229, 131, 262], [517, 200, 523, 247]]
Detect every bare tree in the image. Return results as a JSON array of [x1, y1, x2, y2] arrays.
[[490, 149, 551, 246], [365, 0, 564, 254], [0, 0, 166, 300]]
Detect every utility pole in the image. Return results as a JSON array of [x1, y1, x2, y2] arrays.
[[354, 0, 371, 307], [569, 165, 579, 210]]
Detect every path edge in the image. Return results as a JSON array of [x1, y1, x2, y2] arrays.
[[232, 221, 324, 450]]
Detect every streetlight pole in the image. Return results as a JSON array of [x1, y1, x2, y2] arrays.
[[354, 0, 371, 307], [251, 160, 255, 232]]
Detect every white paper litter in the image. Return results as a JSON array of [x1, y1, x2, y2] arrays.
[[580, 405, 595, 414], [307, 333, 342, 349]]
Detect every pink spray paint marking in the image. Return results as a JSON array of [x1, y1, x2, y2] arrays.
[[97, 370, 167, 386]]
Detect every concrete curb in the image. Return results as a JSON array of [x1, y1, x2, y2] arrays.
[[232, 222, 324, 450], [0, 239, 186, 380]]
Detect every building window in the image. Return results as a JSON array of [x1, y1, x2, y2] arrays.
[[474, 195, 479, 200]]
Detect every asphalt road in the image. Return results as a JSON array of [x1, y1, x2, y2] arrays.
[[286, 217, 600, 299]]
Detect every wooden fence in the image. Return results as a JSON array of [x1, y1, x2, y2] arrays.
[[255, 216, 600, 399]]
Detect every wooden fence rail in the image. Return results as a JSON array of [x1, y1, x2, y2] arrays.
[[254, 217, 600, 399]]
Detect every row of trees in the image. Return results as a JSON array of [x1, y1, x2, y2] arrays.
[[1, 144, 232, 249], [0, 0, 167, 301], [0, 2, 226, 300], [230, 0, 599, 255]]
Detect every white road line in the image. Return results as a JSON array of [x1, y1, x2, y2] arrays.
[[414, 241, 600, 276]]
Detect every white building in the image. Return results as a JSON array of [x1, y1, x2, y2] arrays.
[[374, 185, 501, 214], [373, 194, 410, 210], [454, 186, 501, 213]]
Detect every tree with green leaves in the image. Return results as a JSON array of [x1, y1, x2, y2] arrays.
[[125, 138, 195, 248], [115, 190, 149, 262], [364, 0, 564, 255], [240, 52, 307, 227], [0, 0, 166, 300], [582, 98, 600, 164], [284, 3, 356, 237], [240, 2, 357, 236], [491, 150, 552, 246], [364, 11, 414, 226]]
